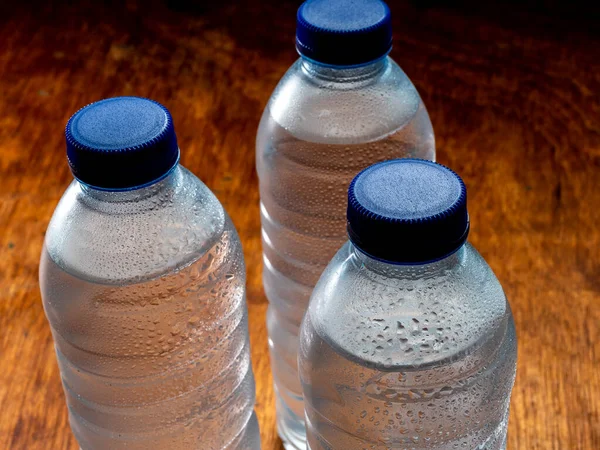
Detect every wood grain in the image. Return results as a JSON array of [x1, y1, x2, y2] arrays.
[[0, 1, 598, 449]]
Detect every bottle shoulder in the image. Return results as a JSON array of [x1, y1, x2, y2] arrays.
[[307, 243, 512, 370], [43, 166, 238, 284], [259, 58, 431, 144]]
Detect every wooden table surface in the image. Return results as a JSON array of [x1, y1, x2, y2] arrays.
[[1, 1, 598, 449]]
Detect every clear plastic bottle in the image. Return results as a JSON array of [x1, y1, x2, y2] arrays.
[[299, 159, 517, 449], [39, 97, 260, 450], [256, 1, 435, 446]]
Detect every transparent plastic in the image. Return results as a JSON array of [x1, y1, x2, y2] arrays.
[[299, 243, 517, 449], [40, 166, 260, 450], [256, 56, 435, 448]]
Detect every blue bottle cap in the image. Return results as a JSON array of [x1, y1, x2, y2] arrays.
[[65, 97, 179, 190], [296, 0, 392, 67], [347, 159, 469, 264]]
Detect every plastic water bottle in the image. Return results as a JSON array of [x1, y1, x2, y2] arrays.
[[39, 97, 260, 450], [299, 159, 517, 449], [256, 1, 435, 446]]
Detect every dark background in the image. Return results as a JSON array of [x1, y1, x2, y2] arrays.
[[0, 1, 598, 449]]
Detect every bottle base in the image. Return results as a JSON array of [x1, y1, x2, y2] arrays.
[[276, 393, 307, 450], [307, 440, 506, 450]]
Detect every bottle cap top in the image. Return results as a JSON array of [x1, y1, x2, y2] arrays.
[[296, 0, 392, 66], [66, 96, 179, 190], [347, 159, 469, 264]]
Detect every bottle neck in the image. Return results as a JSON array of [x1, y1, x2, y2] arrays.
[[300, 56, 388, 82], [79, 165, 181, 204], [350, 242, 466, 279]]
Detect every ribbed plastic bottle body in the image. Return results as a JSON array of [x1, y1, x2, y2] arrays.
[[299, 243, 517, 450], [40, 166, 260, 450], [256, 57, 435, 447]]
